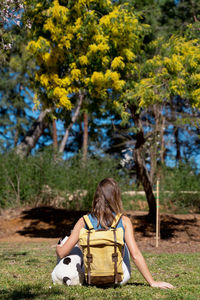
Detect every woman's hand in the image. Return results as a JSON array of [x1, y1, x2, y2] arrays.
[[150, 281, 175, 289]]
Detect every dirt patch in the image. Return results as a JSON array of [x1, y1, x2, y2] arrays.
[[0, 206, 200, 254]]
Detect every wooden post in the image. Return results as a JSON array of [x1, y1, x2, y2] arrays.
[[156, 179, 160, 247]]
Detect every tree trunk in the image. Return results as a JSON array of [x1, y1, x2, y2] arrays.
[[131, 107, 156, 220], [160, 112, 165, 165], [149, 105, 159, 183], [14, 128, 19, 147], [174, 127, 181, 163], [82, 111, 88, 162], [59, 91, 83, 153], [15, 108, 51, 157], [52, 119, 58, 150]]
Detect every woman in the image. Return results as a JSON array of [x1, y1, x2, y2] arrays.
[[56, 178, 174, 289]]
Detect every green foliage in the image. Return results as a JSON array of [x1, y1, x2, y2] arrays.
[[159, 0, 200, 36], [0, 0, 36, 152], [161, 163, 200, 211], [0, 150, 128, 210], [0, 241, 200, 299]]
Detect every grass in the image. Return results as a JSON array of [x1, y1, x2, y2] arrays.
[[0, 241, 200, 300]]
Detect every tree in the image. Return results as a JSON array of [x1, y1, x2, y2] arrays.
[[113, 30, 200, 218], [24, 0, 146, 146], [0, 0, 53, 154]]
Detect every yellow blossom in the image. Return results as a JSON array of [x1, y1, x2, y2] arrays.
[[53, 87, 67, 98], [102, 56, 110, 67], [91, 72, 105, 86], [170, 78, 186, 96], [62, 76, 71, 87], [94, 34, 105, 43], [192, 88, 200, 103], [111, 56, 125, 70], [84, 77, 90, 85], [40, 74, 49, 87], [70, 63, 77, 69], [89, 44, 99, 53], [113, 80, 125, 91], [59, 96, 72, 110], [79, 55, 89, 65], [110, 71, 120, 82], [189, 57, 198, 69], [74, 17, 82, 31], [43, 52, 51, 63], [123, 49, 135, 61], [27, 37, 50, 53], [97, 43, 109, 52], [71, 69, 81, 80], [59, 37, 71, 49], [191, 74, 200, 84]]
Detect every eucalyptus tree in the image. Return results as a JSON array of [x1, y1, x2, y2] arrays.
[[0, 0, 39, 153]]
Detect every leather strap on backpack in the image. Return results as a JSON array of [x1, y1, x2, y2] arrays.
[[86, 230, 93, 285], [112, 213, 122, 285], [112, 228, 118, 284]]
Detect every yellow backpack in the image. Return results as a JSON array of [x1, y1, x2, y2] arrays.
[[79, 213, 124, 286]]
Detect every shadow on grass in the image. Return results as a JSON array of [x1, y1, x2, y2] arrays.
[[126, 282, 147, 287], [0, 283, 64, 300]]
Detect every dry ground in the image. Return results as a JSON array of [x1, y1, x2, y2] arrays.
[[0, 206, 200, 253]]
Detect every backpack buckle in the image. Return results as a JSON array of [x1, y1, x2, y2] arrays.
[[86, 253, 93, 263], [112, 253, 118, 262]]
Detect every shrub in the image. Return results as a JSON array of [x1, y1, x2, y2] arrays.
[[160, 163, 200, 211], [0, 150, 129, 210]]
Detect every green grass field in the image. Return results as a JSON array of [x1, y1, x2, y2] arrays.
[[0, 241, 199, 300]]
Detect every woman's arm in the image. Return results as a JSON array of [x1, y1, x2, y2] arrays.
[[123, 216, 174, 289], [56, 217, 85, 259]]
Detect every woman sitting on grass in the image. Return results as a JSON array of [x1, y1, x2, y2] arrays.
[[56, 177, 174, 289]]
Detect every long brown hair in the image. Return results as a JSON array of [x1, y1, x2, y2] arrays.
[[91, 178, 124, 229]]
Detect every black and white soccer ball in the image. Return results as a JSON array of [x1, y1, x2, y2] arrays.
[[51, 236, 84, 286]]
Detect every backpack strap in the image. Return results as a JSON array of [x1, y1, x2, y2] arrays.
[[111, 213, 122, 229], [83, 214, 94, 230], [82, 215, 93, 285], [111, 213, 123, 285]]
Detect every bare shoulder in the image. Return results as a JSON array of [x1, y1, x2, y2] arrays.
[[73, 216, 85, 230], [122, 215, 132, 229], [77, 216, 85, 226]]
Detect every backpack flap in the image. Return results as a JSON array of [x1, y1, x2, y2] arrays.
[[79, 227, 124, 247]]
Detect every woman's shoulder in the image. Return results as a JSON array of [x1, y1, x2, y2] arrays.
[[122, 215, 132, 229], [75, 216, 85, 228]]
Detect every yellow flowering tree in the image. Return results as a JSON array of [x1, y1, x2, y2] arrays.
[[133, 36, 200, 108], [115, 32, 200, 219], [25, 0, 145, 113]]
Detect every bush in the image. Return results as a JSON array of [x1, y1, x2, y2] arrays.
[[0, 150, 129, 210], [160, 163, 200, 211]]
